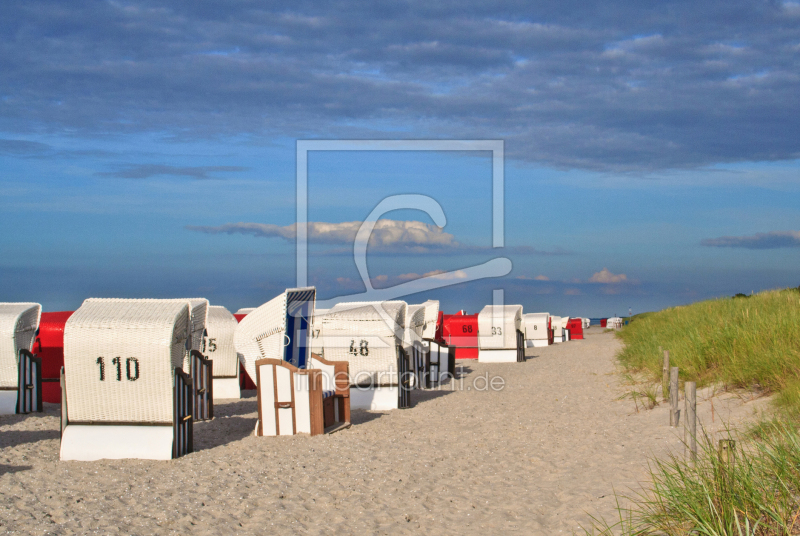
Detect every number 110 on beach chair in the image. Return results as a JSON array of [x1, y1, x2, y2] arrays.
[[60, 299, 197, 461]]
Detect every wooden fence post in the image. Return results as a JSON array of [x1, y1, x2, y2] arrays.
[[662, 350, 670, 402], [669, 367, 679, 427], [685, 381, 696, 460]]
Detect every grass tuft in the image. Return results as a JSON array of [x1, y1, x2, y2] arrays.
[[585, 422, 800, 535], [616, 288, 800, 414]]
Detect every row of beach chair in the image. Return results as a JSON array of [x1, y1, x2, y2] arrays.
[[0, 290, 570, 462]]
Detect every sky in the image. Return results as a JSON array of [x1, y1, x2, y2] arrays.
[[1, 0, 799, 317]]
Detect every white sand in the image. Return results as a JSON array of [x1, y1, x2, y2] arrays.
[[0, 328, 770, 534]]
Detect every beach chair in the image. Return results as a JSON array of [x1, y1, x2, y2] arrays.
[[235, 288, 350, 436], [477, 305, 525, 363], [523, 313, 551, 348], [409, 300, 453, 387], [253, 354, 350, 436], [60, 299, 194, 460], [321, 301, 410, 410], [33, 311, 74, 404], [551, 315, 564, 343], [0, 303, 42, 414], [233, 287, 316, 384], [203, 305, 240, 400]]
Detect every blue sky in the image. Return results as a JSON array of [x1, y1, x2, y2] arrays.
[[1, 1, 799, 316]]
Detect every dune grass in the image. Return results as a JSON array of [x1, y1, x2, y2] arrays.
[[587, 421, 800, 535], [616, 288, 800, 415]]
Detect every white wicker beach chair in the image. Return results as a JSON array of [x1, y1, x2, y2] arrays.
[[0, 303, 42, 414], [477, 305, 525, 363], [235, 307, 255, 315], [321, 301, 410, 410], [551, 315, 564, 342], [560, 316, 571, 341], [523, 313, 550, 348], [201, 305, 240, 400], [254, 353, 350, 437], [606, 317, 624, 329], [233, 288, 316, 386], [407, 300, 453, 387], [60, 298, 194, 461]]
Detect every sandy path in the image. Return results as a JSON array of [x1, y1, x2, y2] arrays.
[[0, 328, 770, 535]]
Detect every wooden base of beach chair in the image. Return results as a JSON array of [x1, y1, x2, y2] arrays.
[[350, 385, 402, 410], [212, 376, 241, 399], [529, 339, 549, 347], [478, 349, 519, 363], [60, 425, 176, 461], [0, 390, 17, 414], [59, 366, 193, 461]]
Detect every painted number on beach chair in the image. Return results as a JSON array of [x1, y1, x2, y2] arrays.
[[491, 327, 503, 336], [349, 339, 369, 356], [95, 357, 140, 381], [203, 337, 217, 353], [462, 325, 473, 333]]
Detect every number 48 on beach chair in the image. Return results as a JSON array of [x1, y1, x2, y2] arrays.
[[0, 303, 42, 415], [60, 299, 198, 461]]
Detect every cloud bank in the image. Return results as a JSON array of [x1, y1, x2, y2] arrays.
[[188, 219, 563, 255], [701, 231, 800, 249], [3, 1, 800, 171]]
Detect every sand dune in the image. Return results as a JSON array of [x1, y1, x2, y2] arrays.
[[0, 328, 769, 534]]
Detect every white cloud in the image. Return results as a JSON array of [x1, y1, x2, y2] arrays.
[[516, 274, 550, 281], [188, 219, 456, 249], [398, 269, 468, 281], [589, 268, 628, 284]]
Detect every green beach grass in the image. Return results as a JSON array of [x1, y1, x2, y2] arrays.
[[617, 288, 800, 415], [586, 288, 800, 535]]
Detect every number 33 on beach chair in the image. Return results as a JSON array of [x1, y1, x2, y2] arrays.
[[60, 299, 197, 461], [234, 287, 351, 437]]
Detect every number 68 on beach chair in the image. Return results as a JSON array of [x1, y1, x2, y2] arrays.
[[0, 303, 42, 415], [60, 299, 195, 461]]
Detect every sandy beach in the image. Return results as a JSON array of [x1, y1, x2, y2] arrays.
[[0, 328, 770, 535]]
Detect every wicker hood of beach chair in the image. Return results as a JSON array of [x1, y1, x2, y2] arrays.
[[417, 300, 440, 341], [478, 305, 525, 363], [233, 288, 316, 384], [204, 305, 241, 399], [321, 300, 407, 387], [403, 304, 426, 350], [60, 298, 194, 460], [0, 302, 42, 414]]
